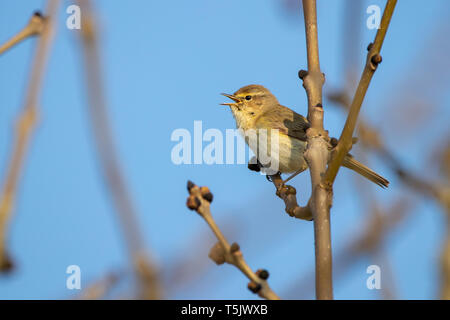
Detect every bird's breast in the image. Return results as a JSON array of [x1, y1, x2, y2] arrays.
[[244, 131, 308, 174]]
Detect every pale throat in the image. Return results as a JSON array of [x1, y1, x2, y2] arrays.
[[231, 106, 255, 131]]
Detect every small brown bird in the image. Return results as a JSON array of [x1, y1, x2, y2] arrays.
[[221, 84, 389, 188]]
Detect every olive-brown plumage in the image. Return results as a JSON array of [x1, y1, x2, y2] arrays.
[[221, 85, 389, 188]]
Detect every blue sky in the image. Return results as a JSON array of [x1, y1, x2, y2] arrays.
[[0, 0, 449, 299]]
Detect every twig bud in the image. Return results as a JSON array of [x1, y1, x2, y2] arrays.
[[200, 186, 213, 203], [202, 192, 213, 203], [298, 69, 308, 80], [371, 54, 382, 66], [330, 137, 338, 147], [247, 282, 262, 294], [186, 195, 201, 211], [257, 269, 269, 280], [209, 242, 226, 265], [200, 186, 210, 195], [230, 242, 240, 253], [187, 180, 195, 192]]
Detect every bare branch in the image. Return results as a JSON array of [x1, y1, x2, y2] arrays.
[[186, 181, 280, 300], [284, 198, 411, 299], [0, 12, 45, 55], [0, 0, 60, 272], [76, 0, 162, 299], [270, 174, 313, 220], [324, 0, 397, 186], [300, 0, 332, 300], [77, 272, 121, 300], [248, 158, 312, 220]]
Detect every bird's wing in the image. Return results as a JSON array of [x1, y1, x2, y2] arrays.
[[255, 104, 310, 141]]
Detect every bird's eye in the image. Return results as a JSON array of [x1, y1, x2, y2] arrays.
[[245, 95, 252, 100]]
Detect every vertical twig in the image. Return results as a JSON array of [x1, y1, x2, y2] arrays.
[[300, 0, 397, 298], [0, 0, 60, 272], [76, 0, 161, 299], [299, 0, 332, 299]]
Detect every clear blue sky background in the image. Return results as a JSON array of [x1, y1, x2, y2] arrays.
[[0, 0, 449, 299]]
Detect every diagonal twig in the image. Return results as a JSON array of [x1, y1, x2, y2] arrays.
[[186, 181, 280, 300], [0, 12, 45, 55], [0, 0, 60, 272], [324, 0, 397, 186]]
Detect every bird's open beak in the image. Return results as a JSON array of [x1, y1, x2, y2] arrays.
[[220, 93, 241, 106]]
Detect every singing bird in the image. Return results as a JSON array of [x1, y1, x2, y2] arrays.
[[221, 84, 389, 188]]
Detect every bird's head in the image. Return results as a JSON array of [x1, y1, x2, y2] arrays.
[[221, 85, 278, 128]]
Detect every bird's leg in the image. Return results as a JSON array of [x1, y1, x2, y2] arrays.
[[264, 171, 281, 182], [281, 169, 303, 185]]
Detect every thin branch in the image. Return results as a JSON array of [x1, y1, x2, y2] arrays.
[[248, 158, 312, 220], [270, 174, 313, 220], [76, 0, 161, 299], [300, 0, 332, 299], [284, 198, 410, 299], [0, 12, 45, 55], [0, 0, 60, 272], [77, 272, 121, 299], [324, 0, 397, 186], [165, 218, 240, 294], [186, 181, 280, 300], [301, 0, 324, 128]]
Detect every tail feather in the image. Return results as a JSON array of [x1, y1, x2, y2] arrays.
[[342, 155, 389, 188]]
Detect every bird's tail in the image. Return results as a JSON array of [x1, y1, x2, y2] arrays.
[[342, 155, 389, 188]]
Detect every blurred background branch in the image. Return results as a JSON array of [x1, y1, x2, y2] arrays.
[[0, 0, 59, 272], [76, 0, 161, 299]]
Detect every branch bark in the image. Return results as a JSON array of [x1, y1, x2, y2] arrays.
[[324, 0, 397, 186], [300, 0, 332, 300], [270, 174, 312, 220], [248, 159, 312, 220], [186, 181, 280, 300]]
